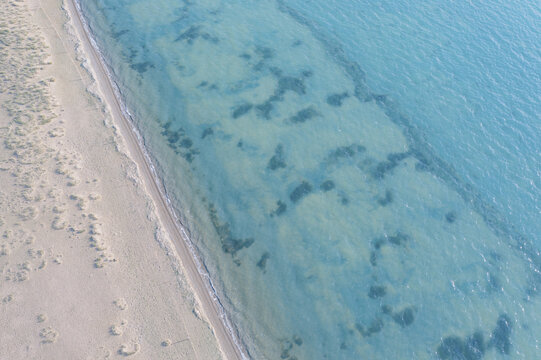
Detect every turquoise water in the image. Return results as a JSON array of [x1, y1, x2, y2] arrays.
[[78, 0, 540, 358]]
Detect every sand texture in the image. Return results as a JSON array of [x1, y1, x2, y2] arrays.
[[0, 0, 238, 358]]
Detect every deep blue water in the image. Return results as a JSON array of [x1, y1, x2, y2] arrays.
[[78, 0, 540, 358]]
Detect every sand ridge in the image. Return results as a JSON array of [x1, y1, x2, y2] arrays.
[[0, 0, 226, 358]]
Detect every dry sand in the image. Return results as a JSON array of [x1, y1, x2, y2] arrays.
[[0, 0, 244, 359]]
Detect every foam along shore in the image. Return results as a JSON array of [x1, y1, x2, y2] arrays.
[[0, 0, 243, 359]]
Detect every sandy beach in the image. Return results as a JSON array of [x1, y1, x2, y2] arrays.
[[0, 0, 243, 358]]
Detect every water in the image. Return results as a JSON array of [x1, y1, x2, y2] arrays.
[[77, 0, 541, 358]]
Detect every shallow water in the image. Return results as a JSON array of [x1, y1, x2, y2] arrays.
[[78, 0, 540, 358]]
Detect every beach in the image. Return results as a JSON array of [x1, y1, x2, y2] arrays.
[[0, 0, 243, 358], [3, 0, 539, 358]]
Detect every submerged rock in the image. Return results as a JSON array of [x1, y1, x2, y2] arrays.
[[289, 181, 313, 203], [445, 211, 457, 223], [257, 252, 270, 271], [271, 200, 287, 217], [371, 151, 411, 180], [377, 190, 393, 206], [368, 285, 387, 299], [392, 306, 415, 327], [232, 103, 253, 119], [292, 335, 303, 346], [222, 237, 254, 255], [356, 318, 384, 337], [268, 144, 286, 170], [489, 314, 512, 354], [255, 101, 274, 119], [289, 106, 319, 123], [437, 336, 466, 360], [328, 144, 366, 161], [437, 332, 485, 360], [388, 232, 409, 246], [278, 76, 306, 96], [201, 127, 214, 139], [320, 180, 335, 192], [326, 92, 349, 107]]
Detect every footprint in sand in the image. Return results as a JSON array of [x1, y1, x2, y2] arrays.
[[161, 339, 172, 347], [118, 342, 140, 356], [91, 347, 112, 360], [2, 294, 13, 304], [51, 217, 66, 230], [39, 327, 58, 343], [94, 251, 117, 268], [110, 320, 127, 336], [37, 313, 47, 323], [53, 253, 63, 264], [0, 244, 10, 256], [47, 127, 64, 138], [113, 298, 128, 311], [88, 193, 101, 201]]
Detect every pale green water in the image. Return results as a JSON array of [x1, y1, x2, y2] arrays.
[[78, 0, 541, 358]]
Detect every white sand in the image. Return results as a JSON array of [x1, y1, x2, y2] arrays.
[[0, 0, 244, 358]]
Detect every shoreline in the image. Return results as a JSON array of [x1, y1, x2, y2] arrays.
[[64, 0, 248, 359]]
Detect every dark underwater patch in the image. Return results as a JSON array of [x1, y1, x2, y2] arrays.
[[208, 204, 254, 257], [257, 252, 270, 271], [445, 211, 457, 223], [222, 237, 254, 256], [371, 151, 411, 180], [377, 190, 394, 206], [270, 67, 283, 77], [175, 25, 218, 44], [268, 144, 286, 170], [180, 149, 199, 163], [175, 25, 202, 44], [130, 61, 154, 74], [161, 123, 199, 162], [327, 144, 366, 163], [232, 103, 253, 119], [365, 93, 389, 104], [180, 138, 193, 148], [326, 92, 349, 107], [111, 29, 129, 39], [289, 106, 319, 123], [290, 181, 313, 203], [271, 200, 287, 217], [320, 180, 335, 192], [201, 127, 214, 139], [486, 272, 501, 292], [356, 318, 384, 337], [437, 332, 485, 360], [255, 101, 274, 119], [369, 250, 378, 267], [392, 306, 415, 327], [368, 285, 387, 299], [438, 336, 470, 360], [489, 314, 512, 355], [256, 46, 274, 60], [277, 76, 306, 96], [436, 315, 510, 360], [388, 232, 409, 246]]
